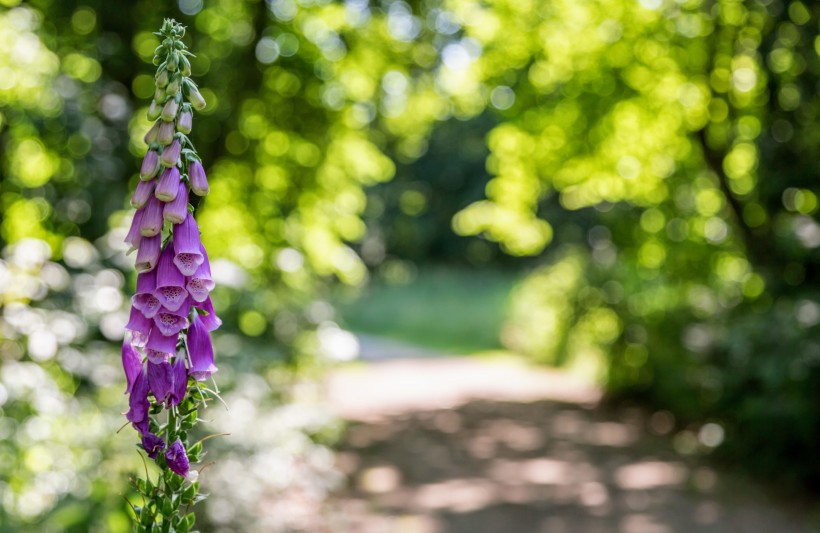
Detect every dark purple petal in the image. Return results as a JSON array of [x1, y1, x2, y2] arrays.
[[155, 167, 180, 202], [195, 296, 222, 332], [135, 234, 161, 273], [171, 354, 188, 406], [140, 150, 161, 181], [160, 139, 181, 168], [148, 360, 174, 404], [146, 327, 178, 355], [131, 179, 156, 209], [126, 366, 150, 433], [125, 306, 152, 347], [125, 209, 144, 253], [140, 196, 164, 237], [188, 314, 217, 381], [142, 433, 166, 459], [155, 244, 188, 311], [163, 181, 189, 224], [165, 439, 190, 477], [122, 340, 143, 395], [188, 160, 209, 196]]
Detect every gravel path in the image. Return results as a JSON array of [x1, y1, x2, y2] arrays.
[[325, 336, 813, 533]]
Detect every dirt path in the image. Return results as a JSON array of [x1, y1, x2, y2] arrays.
[[325, 337, 813, 533]]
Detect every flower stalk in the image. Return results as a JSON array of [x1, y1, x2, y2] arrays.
[[122, 19, 219, 532]]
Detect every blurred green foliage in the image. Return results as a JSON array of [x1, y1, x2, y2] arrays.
[[2, 0, 820, 529], [336, 266, 519, 353]]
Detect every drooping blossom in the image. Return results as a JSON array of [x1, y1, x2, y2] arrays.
[[122, 340, 143, 395], [172, 214, 204, 276], [148, 361, 174, 405], [165, 439, 190, 477], [126, 367, 150, 435], [171, 355, 188, 406], [146, 327, 178, 356], [125, 209, 144, 253], [188, 314, 217, 381], [125, 306, 152, 348], [154, 245, 189, 311], [154, 306, 190, 337], [196, 296, 223, 332], [186, 244, 213, 303], [133, 269, 161, 318], [142, 433, 166, 459], [135, 234, 161, 273]]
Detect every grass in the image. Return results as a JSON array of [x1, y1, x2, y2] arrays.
[[334, 266, 522, 354]]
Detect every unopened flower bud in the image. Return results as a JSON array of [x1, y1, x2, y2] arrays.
[[155, 167, 181, 202], [166, 83, 179, 98], [165, 74, 182, 96], [160, 139, 182, 168], [140, 150, 161, 180], [166, 52, 179, 72], [144, 121, 160, 145], [161, 98, 179, 122], [140, 197, 164, 237], [190, 89, 206, 111], [188, 160, 209, 196], [131, 178, 156, 208], [158, 121, 175, 146], [163, 181, 189, 224], [147, 100, 162, 121], [181, 56, 192, 77], [185, 80, 206, 111], [156, 70, 169, 88], [154, 86, 166, 103], [176, 109, 192, 134]]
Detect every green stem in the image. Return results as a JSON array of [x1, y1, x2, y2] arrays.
[[166, 405, 177, 442]]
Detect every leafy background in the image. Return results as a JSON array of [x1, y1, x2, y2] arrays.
[[1, 0, 819, 530]]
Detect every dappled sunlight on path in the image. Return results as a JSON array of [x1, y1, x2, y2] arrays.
[[325, 346, 811, 533]]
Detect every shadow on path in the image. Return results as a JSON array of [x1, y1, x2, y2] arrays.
[[326, 353, 812, 533]]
